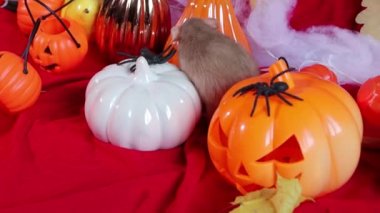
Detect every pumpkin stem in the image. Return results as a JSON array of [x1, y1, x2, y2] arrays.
[[134, 57, 158, 83], [34, 0, 81, 48], [22, 18, 42, 74], [269, 57, 295, 89]]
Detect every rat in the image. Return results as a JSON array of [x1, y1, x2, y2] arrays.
[[171, 18, 259, 121]]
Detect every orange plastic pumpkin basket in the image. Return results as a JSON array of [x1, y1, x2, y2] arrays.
[[20, 0, 89, 73], [17, 0, 64, 34], [208, 58, 363, 198]]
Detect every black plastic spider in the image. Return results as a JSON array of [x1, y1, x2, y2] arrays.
[[117, 45, 176, 72], [233, 61, 303, 117]]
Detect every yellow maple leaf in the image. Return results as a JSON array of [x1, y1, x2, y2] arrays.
[[230, 174, 312, 213], [356, 0, 380, 41]]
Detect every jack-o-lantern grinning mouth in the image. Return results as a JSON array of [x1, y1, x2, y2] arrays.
[[44, 64, 59, 71], [258, 135, 304, 163]]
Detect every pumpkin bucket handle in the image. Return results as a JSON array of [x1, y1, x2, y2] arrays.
[[21, 18, 41, 74], [24, 0, 74, 28]]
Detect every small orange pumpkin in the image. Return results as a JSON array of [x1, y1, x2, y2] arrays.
[[17, 0, 64, 35], [0, 51, 42, 113], [164, 0, 251, 66], [208, 58, 363, 198], [300, 64, 338, 83]]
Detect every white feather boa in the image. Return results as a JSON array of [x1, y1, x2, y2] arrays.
[[246, 0, 380, 84]]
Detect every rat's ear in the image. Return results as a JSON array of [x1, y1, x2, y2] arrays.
[[203, 18, 218, 29], [171, 26, 180, 41]]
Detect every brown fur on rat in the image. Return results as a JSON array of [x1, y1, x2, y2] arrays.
[[171, 18, 259, 121]]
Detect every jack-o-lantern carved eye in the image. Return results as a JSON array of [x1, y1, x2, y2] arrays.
[[258, 135, 304, 163], [237, 135, 304, 178], [44, 46, 53, 55], [238, 164, 249, 176]]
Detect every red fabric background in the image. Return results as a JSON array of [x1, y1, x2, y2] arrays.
[[1, 0, 380, 212]]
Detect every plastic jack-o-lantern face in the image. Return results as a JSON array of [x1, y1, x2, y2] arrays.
[[29, 17, 88, 73], [208, 58, 363, 198], [0, 51, 42, 113], [17, 0, 64, 34], [85, 55, 201, 151]]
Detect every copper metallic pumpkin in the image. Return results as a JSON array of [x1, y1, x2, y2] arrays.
[[17, 0, 64, 35], [94, 0, 171, 62], [0, 51, 42, 113], [208, 58, 363, 198]]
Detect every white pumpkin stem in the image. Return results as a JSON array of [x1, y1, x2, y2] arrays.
[[134, 56, 158, 83]]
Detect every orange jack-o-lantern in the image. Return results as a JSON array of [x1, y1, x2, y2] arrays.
[[17, 0, 64, 34], [18, 0, 88, 73], [208, 58, 363, 198]]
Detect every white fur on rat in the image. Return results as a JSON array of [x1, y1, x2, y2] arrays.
[[171, 18, 259, 121]]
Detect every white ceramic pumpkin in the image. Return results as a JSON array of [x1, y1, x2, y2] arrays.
[[85, 57, 201, 151]]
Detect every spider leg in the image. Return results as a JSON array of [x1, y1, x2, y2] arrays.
[[233, 84, 258, 97], [141, 48, 156, 59], [130, 64, 137, 72], [150, 45, 174, 60], [117, 51, 137, 58], [160, 48, 177, 64], [250, 92, 260, 117], [265, 94, 271, 116], [162, 44, 174, 55], [275, 92, 292, 106], [270, 68, 296, 85], [117, 58, 137, 65], [281, 91, 304, 101]]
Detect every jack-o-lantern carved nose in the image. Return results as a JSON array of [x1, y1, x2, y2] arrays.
[[258, 135, 304, 163]]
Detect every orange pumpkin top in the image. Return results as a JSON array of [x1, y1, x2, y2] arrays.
[[165, 0, 252, 66]]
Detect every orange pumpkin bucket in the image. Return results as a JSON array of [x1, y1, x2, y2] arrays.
[[208, 58, 363, 198], [24, 0, 88, 73], [17, 0, 64, 34]]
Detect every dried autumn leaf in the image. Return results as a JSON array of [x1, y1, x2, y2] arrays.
[[230, 174, 311, 213], [356, 0, 380, 40]]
